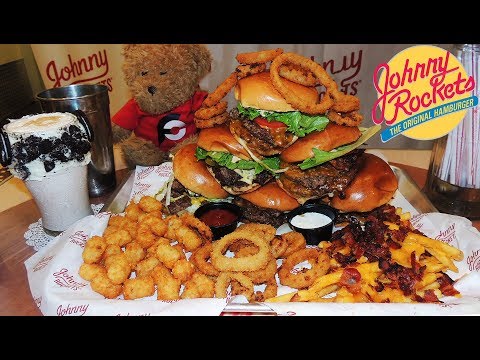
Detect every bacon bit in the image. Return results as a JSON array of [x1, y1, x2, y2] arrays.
[[379, 259, 390, 270], [413, 294, 424, 302], [353, 245, 365, 259], [423, 289, 440, 303], [333, 252, 357, 266], [410, 252, 419, 272], [387, 239, 402, 249], [390, 228, 409, 243], [437, 274, 460, 297], [339, 267, 362, 293]]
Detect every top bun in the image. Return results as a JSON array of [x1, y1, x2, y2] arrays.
[[280, 123, 362, 163], [239, 181, 300, 211], [330, 153, 398, 212], [173, 143, 229, 199], [234, 72, 318, 112], [197, 125, 251, 160]]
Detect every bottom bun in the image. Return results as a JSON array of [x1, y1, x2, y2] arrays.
[[240, 181, 300, 211], [330, 153, 398, 212]]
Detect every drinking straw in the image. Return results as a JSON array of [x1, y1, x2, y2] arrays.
[[436, 45, 479, 189]]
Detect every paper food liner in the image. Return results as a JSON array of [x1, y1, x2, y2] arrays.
[[25, 163, 480, 316]]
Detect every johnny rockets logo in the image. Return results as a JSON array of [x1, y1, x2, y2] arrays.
[[69, 231, 89, 249], [372, 45, 477, 142], [467, 249, 480, 272], [45, 49, 113, 91], [33, 255, 54, 272], [53, 268, 87, 291]]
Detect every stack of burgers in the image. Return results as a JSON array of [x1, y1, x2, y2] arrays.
[[169, 50, 398, 227]]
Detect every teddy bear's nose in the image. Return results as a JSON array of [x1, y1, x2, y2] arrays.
[[147, 86, 157, 95]]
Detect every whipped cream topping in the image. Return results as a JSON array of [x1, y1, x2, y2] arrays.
[[4, 112, 76, 135]]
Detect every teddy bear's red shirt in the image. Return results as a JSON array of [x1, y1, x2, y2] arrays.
[[112, 91, 207, 152]]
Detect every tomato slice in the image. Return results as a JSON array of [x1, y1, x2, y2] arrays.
[[254, 117, 287, 129]]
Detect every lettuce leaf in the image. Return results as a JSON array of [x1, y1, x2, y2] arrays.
[[195, 147, 280, 174], [298, 125, 381, 170], [237, 103, 329, 137]]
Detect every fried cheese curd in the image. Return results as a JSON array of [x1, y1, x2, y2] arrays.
[[79, 195, 218, 300]]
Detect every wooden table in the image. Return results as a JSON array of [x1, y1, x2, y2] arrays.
[[0, 165, 478, 316]]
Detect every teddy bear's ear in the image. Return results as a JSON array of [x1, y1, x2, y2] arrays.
[[122, 44, 137, 57], [187, 44, 213, 80]]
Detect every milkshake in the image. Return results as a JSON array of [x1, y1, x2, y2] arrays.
[[1, 112, 93, 235]]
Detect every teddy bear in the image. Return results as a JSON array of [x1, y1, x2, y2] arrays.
[[112, 44, 212, 168]]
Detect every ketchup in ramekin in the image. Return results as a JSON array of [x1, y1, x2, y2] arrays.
[[199, 208, 238, 227], [194, 202, 242, 240]]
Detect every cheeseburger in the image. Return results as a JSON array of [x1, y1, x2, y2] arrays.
[[195, 125, 279, 195], [229, 71, 329, 158], [330, 153, 399, 212], [276, 123, 397, 212], [234, 181, 300, 228], [169, 143, 228, 214]]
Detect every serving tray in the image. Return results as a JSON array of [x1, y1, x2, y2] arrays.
[[100, 165, 438, 315]]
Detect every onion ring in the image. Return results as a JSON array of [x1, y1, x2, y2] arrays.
[[179, 212, 213, 243], [278, 248, 330, 289], [330, 91, 361, 113], [194, 101, 228, 120], [278, 64, 317, 87], [253, 278, 278, 302], [174, 212, 213, 252], [215, 272, 254, 301], [235, 63, 267, 79], [211, 231, 270, 272], [194, 112, 229, 129], [190, 242, 219, 277], [246, 256, 278, 284], [235, 224, 288, 259], [270, 236, 289, 259], [235, 246, 278, 284], [203, 72, 237, 107], [236, 223, 277, 241], [281, 231, 307, 258], [327, 110, 364, 127], [270, 52, 336, 114], [236, 48, 283, 64]]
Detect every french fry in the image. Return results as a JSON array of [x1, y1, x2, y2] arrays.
[[384, 221, 399, 230], [265, 291, 297, 303], [418, 280, 440, 292], [391, 242, 425, 268], [420, 256, 447, 273], [367, 287, 414, 303], [422, 246, 459, 272], [406, 233, 464, 261], [400, 212, 411, 221], [307, 285, 338, 302], [416, 288, 442, 299], [295, 271, 343, 302], [415, 272, 440, 290]]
